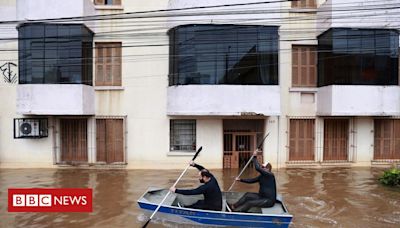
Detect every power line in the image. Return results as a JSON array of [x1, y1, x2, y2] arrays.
[[0, 0, 398, 27], [0, 0, 295, 24], [0, 6, 397, 44]]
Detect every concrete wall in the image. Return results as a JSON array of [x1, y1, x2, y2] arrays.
[[0, 84, 54, 168], [288, 90, 317, 116], [0, 0, 17, 40], [17, 0, 95, 22], [167, 0, 283, 28], [17, 85, 95, 115], [318, 0, 400, 35], [167, 85, 281, 116], [317, 85, 400, 116], [127, 118, 223, 169]]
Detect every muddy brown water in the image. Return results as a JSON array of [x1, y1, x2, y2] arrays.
[[0, 167, 399, 228]]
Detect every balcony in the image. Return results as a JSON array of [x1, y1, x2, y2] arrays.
[[17, 0, 95, 26], [317, 85, 400, 116], [317, 0, 400, 34], [17, 84, 95, 115], [167, 85, 280, 116]]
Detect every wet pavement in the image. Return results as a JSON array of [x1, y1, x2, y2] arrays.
[[0, 167, 399, 227]]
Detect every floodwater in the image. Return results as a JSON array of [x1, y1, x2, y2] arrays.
[[0, 167, 399, 228]]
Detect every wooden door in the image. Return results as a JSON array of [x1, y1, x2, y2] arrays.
[[289, 119, 315, 161], [323, 119, 348, 161], [96, 119, 124, 163], [374, 119, 400, 159], [60, 119, 88, 163]]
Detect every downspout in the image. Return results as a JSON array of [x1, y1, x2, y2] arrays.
[[277, 115, 280, 171]]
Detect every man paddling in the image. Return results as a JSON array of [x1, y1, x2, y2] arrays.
[[170, 161, 222, 211], [229, 149, 276, 212]]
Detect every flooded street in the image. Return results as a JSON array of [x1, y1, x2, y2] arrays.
[[1, 167, 399, 228]]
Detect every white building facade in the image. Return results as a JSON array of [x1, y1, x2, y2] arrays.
[[0, 0, 399, 169]]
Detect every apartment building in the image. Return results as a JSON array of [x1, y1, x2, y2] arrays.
[[0, 0, 399, 169]]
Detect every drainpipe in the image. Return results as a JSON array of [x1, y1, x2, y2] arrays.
[[277, 115, 280, 171]]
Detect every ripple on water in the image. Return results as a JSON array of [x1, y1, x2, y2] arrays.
[[1, 168, 400, 227], [303, 214, 338, 225], [296, 196, 327, 212]]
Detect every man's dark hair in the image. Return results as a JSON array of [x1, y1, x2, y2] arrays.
[[200, 169, 212, 178]]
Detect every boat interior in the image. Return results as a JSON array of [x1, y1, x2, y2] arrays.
[[140, 188, 290, 215]]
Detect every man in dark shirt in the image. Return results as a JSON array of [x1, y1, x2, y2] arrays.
[[170, 161, 223, 211], [230, 150, 276, 212]]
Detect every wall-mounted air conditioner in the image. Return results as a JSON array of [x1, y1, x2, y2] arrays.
[[14, 118, 48, 138]]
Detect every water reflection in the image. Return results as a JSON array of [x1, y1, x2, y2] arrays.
[[0, 167, 399, 228]]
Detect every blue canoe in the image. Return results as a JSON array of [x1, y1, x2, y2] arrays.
[[137, 187, 293, 227]]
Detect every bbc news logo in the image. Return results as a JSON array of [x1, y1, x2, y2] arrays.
[[8, 188, 92, 212]]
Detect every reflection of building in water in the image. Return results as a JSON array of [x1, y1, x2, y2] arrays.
[[0, 0, 400, 170], [93, 170, 129, 225]]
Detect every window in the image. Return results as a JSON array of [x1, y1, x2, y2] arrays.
[[168, 25, 279, 86], [291, 0, 317, 8], [94, 0, 121, 5], [318, 28, 399, 86], [96, 119, 124, 163], [374, 119, 400, 160], [292, 45, 317, 87], [18, 23, 94, 85], [95, 42, 122, 86], [170, 120, 196, 152]]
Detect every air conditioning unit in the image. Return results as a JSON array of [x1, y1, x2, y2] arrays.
[[19, 120, 40, 137], [14, 118, 48, 138]]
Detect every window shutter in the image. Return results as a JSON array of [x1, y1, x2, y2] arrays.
[[375, 119, 400, 159], [113, 119, 124, 162], [393, 120, 400, 159], [301, 0, 307, 8], [95, 42, 122, 86], [112, 45, 122, 86], [292, 0, 316, 8], [95, 44, 104, 86], [309, 0, 317, 8], [96, 119, 107, 162], [309, 47, 317, 85], [113, 0, 121, 5], [292, 45, 317, 87], [301, 48, 307, 85], [94, 0, 105, 5], [292, 47, 299, 86]]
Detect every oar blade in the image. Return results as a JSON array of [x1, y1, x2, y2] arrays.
[[142, 219, 150, 228], [192, 146, 202, 161]]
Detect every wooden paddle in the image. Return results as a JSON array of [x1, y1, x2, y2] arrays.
[[142, 146, 203, 228], [225, 133, 269, 212]]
